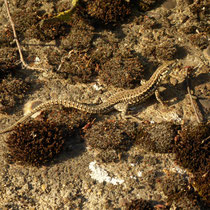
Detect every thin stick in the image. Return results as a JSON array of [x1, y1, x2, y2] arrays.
[[4, 0, 47, 72], [186, 68, 202, 123], [201, 135, 210, 145]]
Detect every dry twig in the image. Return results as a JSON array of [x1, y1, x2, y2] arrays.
[[186, 67, 203, 123], [4, 0, 47, 72]]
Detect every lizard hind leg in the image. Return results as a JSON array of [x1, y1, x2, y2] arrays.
[[155, 89, 166, 106], [114, 103, 142, 123]]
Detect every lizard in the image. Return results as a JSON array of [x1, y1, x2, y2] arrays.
[[0, 61, 176, 134]]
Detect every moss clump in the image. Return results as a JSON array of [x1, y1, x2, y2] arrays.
[[48, 50, 98, 84], [5, 104, 91, 167], [134, 0, 159, 12], [36, 19, 71, 41], [96, 149, 120, 163], [125, 198, 154, 210], [99, 51, 144, 89], [42, 107, 91, 130], [192, 171, 209, 205], [188, 33, 208, 50], [12, 9, 39, 37], [173, 123, 209, 173], [78, 0, 131, 25], [6, 120, 69, 167], [155, 40, 177, 60], [0, 27, 14, 47], [61, 17, 94, 50], [84, 119, 137, 151], [135, 122, 179, 153], [0, 48, 20, 80], [157, 173, 204, 209], [0, 75, 30, 113], [11, 7, 71, 42], [173, 123, 210, 206]]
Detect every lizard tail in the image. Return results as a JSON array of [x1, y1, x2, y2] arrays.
[[0, 99, 111, 134]]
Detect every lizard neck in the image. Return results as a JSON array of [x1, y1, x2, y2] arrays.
[[110, 61, 174, 105]]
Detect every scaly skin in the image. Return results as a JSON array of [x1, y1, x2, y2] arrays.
[[0, 61, 175, 134]]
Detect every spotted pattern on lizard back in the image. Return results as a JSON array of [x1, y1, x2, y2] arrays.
[[0, 61, 175, 134]]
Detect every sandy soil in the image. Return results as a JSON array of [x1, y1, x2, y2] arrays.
[[0, 0, 209, 209]]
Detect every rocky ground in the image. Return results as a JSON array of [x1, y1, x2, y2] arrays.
[[0, 0, 209, 209]]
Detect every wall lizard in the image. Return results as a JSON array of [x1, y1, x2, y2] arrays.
[[0, 61, 176, 134]]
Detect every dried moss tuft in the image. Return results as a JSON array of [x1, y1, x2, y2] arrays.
[[99, 51, 144, 89], [173, 123, 209, 173], [157, 172, 205, 209], [78, 0, 131, 25], [0, 75, 30, 113], [135, 122, 179, 153], [173, 123, 210, 206], [0, 48, 20, 79], [48, 50, 98, 84], [125, 198, 154, 210], [134, 0, 159, 12], [84, 119, 137, 151], [6, 120, 69, 167]]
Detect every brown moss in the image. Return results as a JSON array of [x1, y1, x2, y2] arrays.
[[5, 104, 91, 167], [42, 107, 92, 130], [48, 50, 98, 84], [155, 40, 177, 60], [11, 9, 39, 39], [157, 173, 204, 209], [125, 198, 154, 210], [99, 51, 144, 89], [90, 38, 115, 63], [134, 0, 160, 12], [6, 120, 69, 167], [192, 171, 210, 205], [10, 7, 71, 42], [0, 47, 20, 79], [188, 33, 208, 50], [0, 27, 14, 47], [0, 75, 30, 113], [36, 19, 71, 41], [61, 17, 94, 50], [173, 123, 210, 206], [189, 0, 208, 21], [96, 149, 120, 163], [173, 123, 209, 173], [79, 0, 131, 25], [135, 122, 179, 153], [83, 119, 137, 152]]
